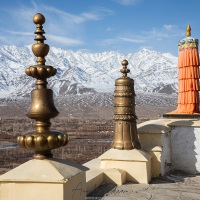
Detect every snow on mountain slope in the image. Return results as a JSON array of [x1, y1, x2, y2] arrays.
[[0, 45, 178, 98]]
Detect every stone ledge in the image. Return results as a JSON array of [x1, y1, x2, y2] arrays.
[[0, 158, 88, 183], [166, 119, 200, 127], [99, 148, 151, 162], [138, 119, 171, 134], [138, 118, 200, 135]]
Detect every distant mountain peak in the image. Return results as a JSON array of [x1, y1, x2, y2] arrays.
[[0, 45, 178, 98]]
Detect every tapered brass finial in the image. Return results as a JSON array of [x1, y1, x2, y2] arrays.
[[186, 24, 191, 37], [112, 60, 141, 150], [17, 13, 68, 159]]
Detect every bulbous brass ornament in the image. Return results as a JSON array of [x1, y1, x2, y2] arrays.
[[33, 13, 45, 25], [17, 13, 68, 159]]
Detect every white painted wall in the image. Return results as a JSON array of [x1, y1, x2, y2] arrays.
[[138, 119, 200, 176], [161, 132, 172, 175], [171, 126, 200, 174]]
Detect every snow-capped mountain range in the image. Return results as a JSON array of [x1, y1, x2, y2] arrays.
[[0, 45, 178, 98]]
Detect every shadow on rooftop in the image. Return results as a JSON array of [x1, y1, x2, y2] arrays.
[[87, 182, 116, 199], [151, 169, 198, 184]]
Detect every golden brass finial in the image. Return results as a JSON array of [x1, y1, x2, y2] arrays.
[[112, 60, 141, 150], [17, 13, 68, 159], [120, 60, 130, 77], [186, 24, 191, 37]]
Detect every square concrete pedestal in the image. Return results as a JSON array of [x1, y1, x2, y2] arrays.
[[0, 158, 88, 200], [99, 148, 152, 184]]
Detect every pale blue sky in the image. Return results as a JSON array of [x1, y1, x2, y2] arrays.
[[0, 0, 199, 55]]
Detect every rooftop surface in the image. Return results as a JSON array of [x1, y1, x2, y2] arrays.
[[87, 171, 200, 200]]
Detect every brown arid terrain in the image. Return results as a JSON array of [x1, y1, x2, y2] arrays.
[[0, 92, 177, 175]]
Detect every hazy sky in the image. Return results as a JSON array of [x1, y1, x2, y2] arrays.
[[0, 0, 199, 55]]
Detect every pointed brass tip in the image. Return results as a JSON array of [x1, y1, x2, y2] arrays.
[[186, 24, 191, 37], [33, 13, 45, 25], [32, 13, 49, 66]]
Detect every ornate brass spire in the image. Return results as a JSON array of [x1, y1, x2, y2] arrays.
[[186, 24, 191, 37], [17, 13, 68, 159], [112, 60, 141, 150]]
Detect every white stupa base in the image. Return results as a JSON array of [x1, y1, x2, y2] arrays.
[[138, 118, 200, 176]]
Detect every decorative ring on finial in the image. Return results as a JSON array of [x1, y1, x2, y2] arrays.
[[32, 13, 49, 66]]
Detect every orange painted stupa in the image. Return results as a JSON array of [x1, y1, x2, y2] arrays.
[[170, 25, 200, 114]]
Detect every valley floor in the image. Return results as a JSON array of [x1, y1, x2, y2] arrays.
[[0, 92, 177, 174]]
